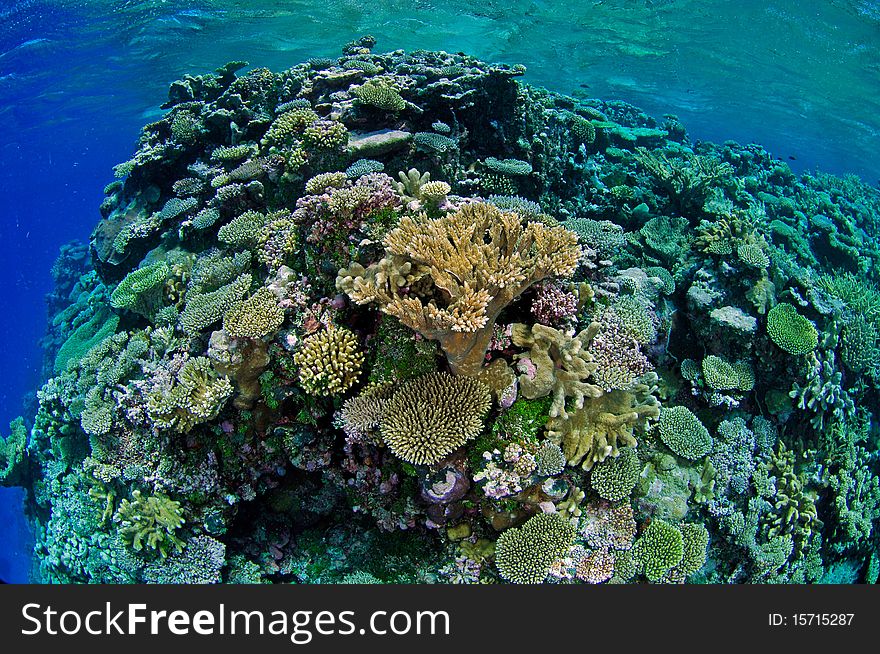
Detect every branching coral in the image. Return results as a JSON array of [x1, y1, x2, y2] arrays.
[[495, 513, 575, 584], [337, 202, 580, 376], [380, 372, 491, 465], [766, 303, 818, 355], [293, 325, 365, 396], [181, 273, 252, 335], [353, 81, 406, 111], [110, 262, 170, 321], [0, 418, 28, 486], [631, 518, 683, 582], [658, 406, 712, 460], [223, 287, 285, 339], [634, 147, 733, 214], [114, 490, 185, 558], [589, 446, 639, 501]]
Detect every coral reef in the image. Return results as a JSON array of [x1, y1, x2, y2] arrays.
[[8, 39, 879, 585]]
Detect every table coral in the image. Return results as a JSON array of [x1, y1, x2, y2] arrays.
[[338, 202, 580, 376]]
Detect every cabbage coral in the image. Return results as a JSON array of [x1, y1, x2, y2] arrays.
[[380, 372, 491, 465], [337, 202, 580, 376]]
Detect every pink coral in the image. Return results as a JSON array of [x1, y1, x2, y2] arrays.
[[530, 280, 578, 326]]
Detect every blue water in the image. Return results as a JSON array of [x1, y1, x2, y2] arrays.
[[1, 0, 879, 581]]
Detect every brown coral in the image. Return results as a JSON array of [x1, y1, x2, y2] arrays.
[[337, 202, 580, 376]]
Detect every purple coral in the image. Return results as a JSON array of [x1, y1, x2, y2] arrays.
[[530, 280, 578, 327]]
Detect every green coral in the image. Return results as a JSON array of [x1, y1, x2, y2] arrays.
[[0, 417, 28, 486], [670, 523, 709, 579], [495, 513, 575, 584], [218, 211, 267, 248], [353, 81, 406, 111], [302, 120, 349, 149], [147, 357, 233, 433], [110, 262, 170, 321], [658, 406, 712, 460], [766, 303, 818, 355], [631, 518, 684, 582], [293, 325, 365, 396], [569, 114, 596, 144], [589, 446, 640, 501], [701, 355, 754, 392], [114, 490, 186, 557], [534, 442, 566, 477], [181, 272, 252, 335], [54, 307, 119, 373], [223, 287, 285, 339], [261, 108, 318, 146], [483, 157, 532, 176]]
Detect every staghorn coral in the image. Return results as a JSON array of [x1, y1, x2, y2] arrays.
[[337, 202, 580, 376], [764, 443, 822, 556], [380, 372, 491, 465], [495, 513, 576, 584], [293, 325, 365, 396], [634, 147, 733, 214]]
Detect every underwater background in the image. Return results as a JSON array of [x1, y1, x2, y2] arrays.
[[1, 0, 879, 584]]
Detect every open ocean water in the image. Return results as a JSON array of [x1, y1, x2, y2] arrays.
[[0, 0, 878, 584]]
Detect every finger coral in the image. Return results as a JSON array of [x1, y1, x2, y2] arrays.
[[547, 373, 660, 470], [114, 490, 186, 558], [293, 325, 365, 396]]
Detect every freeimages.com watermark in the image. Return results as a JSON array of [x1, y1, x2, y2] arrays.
[[20, 602, 450, 644]]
